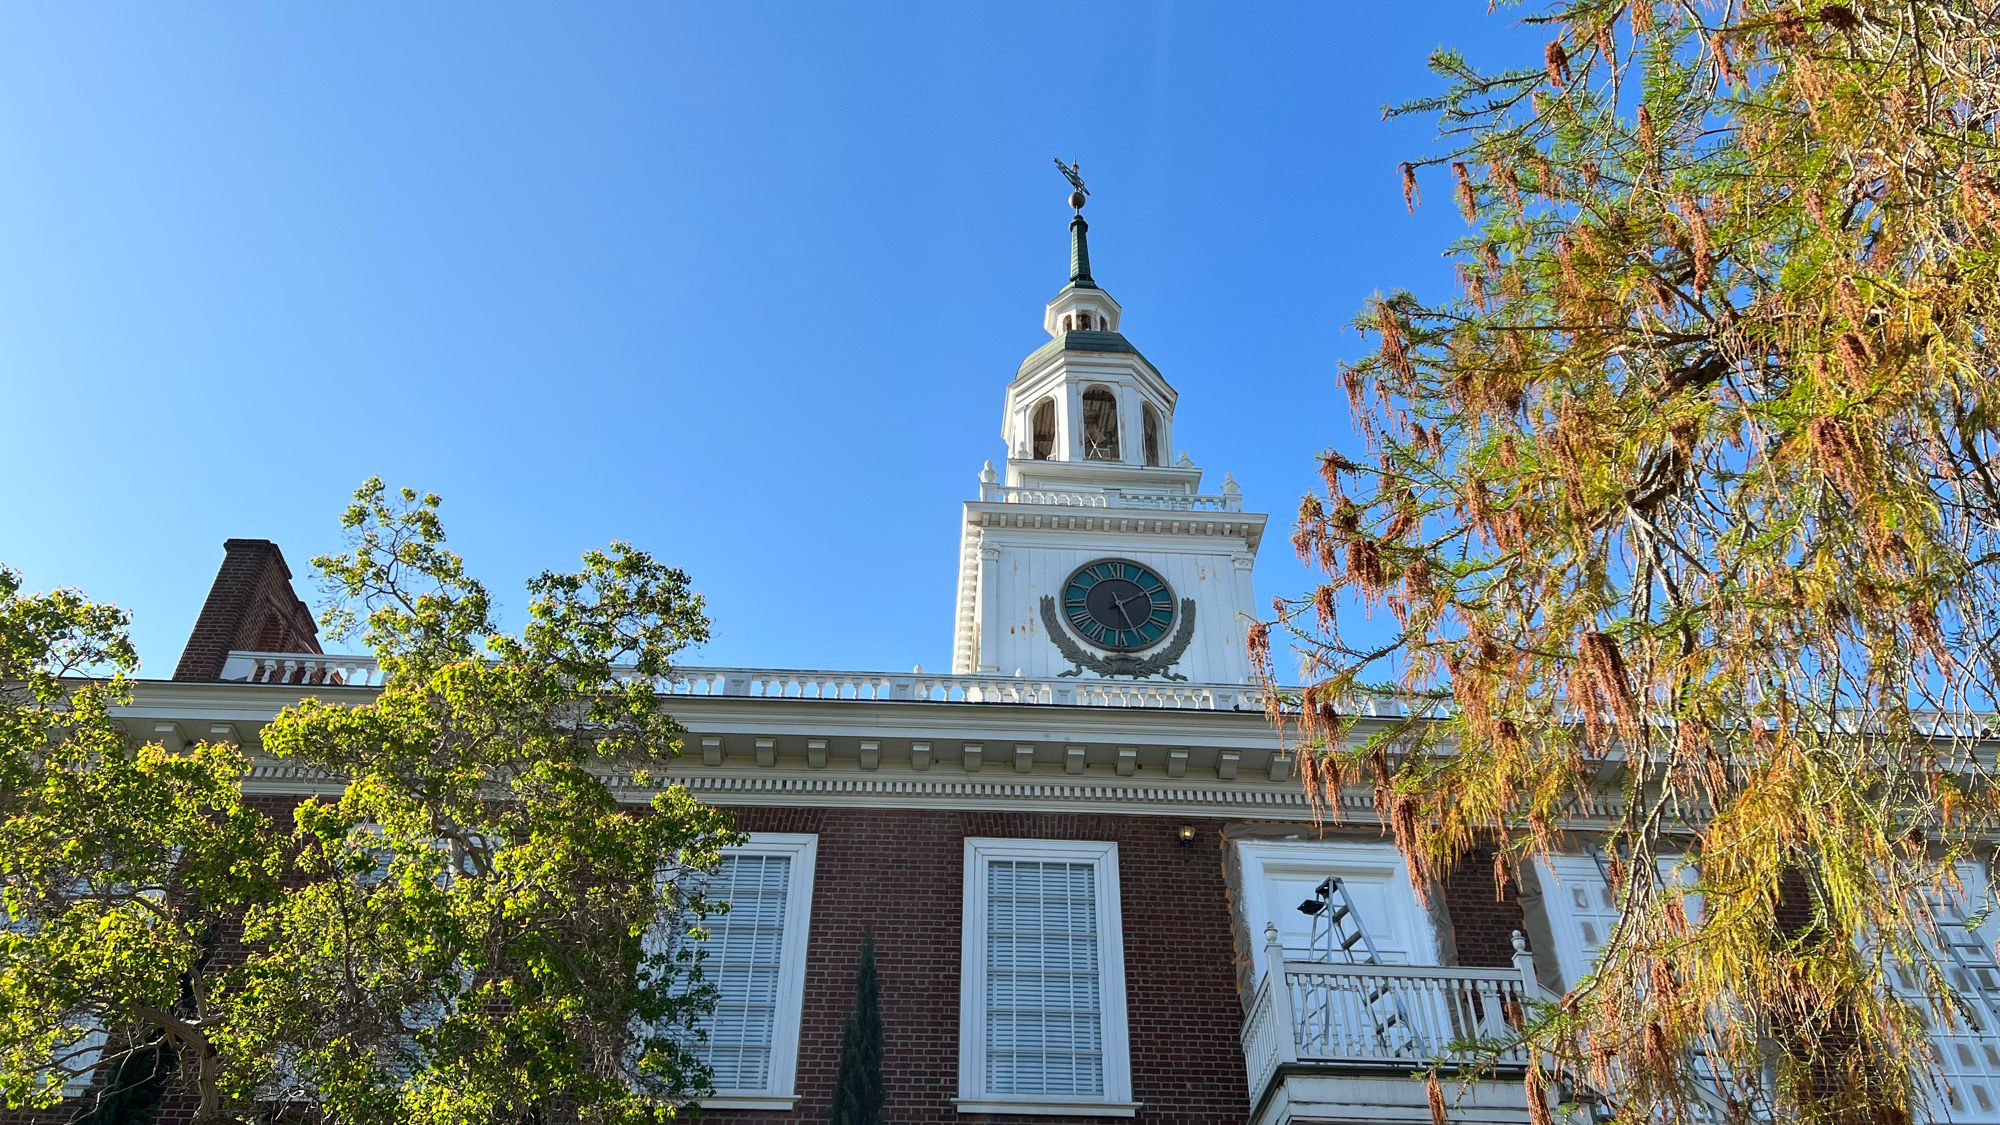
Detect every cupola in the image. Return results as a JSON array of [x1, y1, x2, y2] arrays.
[[953, 168, 1268, 682], [1000, 187, 1178, 471]]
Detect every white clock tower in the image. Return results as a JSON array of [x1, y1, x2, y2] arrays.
[[951, 189, 1267, 684]]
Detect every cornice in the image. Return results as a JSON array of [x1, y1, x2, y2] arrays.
[[964, 502, 1267, 546], [113, 677, 1318, 776], [237, 759, 1314, 812], [236, 760, 1634, 825], [647, 770, 1314, 816]]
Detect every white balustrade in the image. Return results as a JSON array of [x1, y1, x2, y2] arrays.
[[1240, 924, 1539, 1104], [981, 484, 1244, 513], [1280, 960, 1532, 1065], [217, 652, 387, 688], [213, 653, 1997, 738], [217, 652, 1278, 712]]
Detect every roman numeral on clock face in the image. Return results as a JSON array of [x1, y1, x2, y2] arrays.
[[1058, 559, 1177, 654]]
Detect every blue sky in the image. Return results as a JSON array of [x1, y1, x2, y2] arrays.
[[0, 3, 1535, 678]]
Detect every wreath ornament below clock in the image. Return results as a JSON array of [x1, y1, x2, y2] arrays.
[[1039, 558, 1198, 680]]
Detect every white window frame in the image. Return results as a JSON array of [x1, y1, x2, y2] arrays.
[[1534, 852, 1697, 990], [957, 837, 1136, 1117], [5, 893, 112, 1099], [1234, 839, 1439, 982], [690, 832, 817, 1111]]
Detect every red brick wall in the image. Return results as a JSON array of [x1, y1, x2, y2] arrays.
[[7, 802, 1530, 1125], [707, 806, 1251, 1125], [1442, 841, 1528, 968], [172, 539, 321, 682]]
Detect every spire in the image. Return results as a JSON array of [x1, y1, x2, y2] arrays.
[[1041, 160, 1120, 337], [1054, 158, 1098, 290], [1068, 213, 1095, 289]]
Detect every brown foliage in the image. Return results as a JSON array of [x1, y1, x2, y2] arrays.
[[1258, 0, 2000, 1118]]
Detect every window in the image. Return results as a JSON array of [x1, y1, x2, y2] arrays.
[[1534, 852, 1698, 990], [1031, 398, 1056, 460], [678, 834, 818, 1109], [1081, 387, 1120, 462], [2, 897, 109, 1099], [1535, 854, 1745, 1106], [1235, 840, 1437, 981], [1893, 861, 2000, 1121], [959, 838, 1134, 1116], [1141, 405, 1161, 467]]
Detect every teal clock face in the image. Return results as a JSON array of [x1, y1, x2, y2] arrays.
[[1060, 559, 1176, 652]]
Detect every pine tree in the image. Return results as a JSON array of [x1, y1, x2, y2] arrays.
[[828, 934, 883, 1125]]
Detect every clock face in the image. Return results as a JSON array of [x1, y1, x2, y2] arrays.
[[1060, 559, 1176, 652]]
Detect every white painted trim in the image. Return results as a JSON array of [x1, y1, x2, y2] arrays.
[[958, 837, 1132, 1108], [701, 1095, 800, 1111], [243, 767, 1326, 815], [1532, 855, 1607, 990], [1532, 853, 1694, 990], [696, 832, 818, 1103], [1234, 839, 1439, 980], [954, 1098, 1141, 1117]]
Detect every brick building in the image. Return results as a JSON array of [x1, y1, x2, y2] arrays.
[[31, 194, 2000, 1125]]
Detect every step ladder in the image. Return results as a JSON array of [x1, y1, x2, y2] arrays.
[[1296, 876, 1420, 1058]]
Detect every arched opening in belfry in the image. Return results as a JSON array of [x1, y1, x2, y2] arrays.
[[1031, 398, 1057, 460], [1142, 403, 1162, 466], [1082, 386, 1120, 461]]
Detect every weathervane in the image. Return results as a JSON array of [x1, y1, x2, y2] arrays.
[[1053, 157, 1089, 212]]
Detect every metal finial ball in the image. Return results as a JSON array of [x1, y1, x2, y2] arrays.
[[1069, 190, 1086, 211]]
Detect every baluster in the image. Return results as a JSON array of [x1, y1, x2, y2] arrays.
[[1430, 977, 1448, 1058], [1373, 974, 1391, 1058], [1403, 976, 1420, 1059], [1427, 977, 1447, 1059], [1262, 926, 1298, 1065], [1467, 977, 1487, 1047], [1442, 977, 1463, 1055], [1344, 974, 1363, 1059]]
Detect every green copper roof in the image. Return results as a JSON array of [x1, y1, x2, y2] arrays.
[[1013, 330, 1160, 380], [1068, 215, 1097, 289]]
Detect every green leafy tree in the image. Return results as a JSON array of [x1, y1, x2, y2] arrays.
[[1257, 1, 2000, 1120], [0, 568, 270, 1116], [0, 479, 740, 1123], [828, 934, 882, 1125]]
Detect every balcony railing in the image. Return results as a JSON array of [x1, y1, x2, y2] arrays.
[[978, 483, 1244, 512], [214, 652, 1318, 712], [1241, 924, 1539, 1104]]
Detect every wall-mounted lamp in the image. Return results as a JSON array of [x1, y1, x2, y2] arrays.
[[1176, 824, 1197, 845]]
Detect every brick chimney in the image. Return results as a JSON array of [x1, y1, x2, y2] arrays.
[[172, 539, 323, 682]]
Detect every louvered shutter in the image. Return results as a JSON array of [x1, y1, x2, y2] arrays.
[[984, 859, 1105, 1097], [692, 852, 793, 1092]]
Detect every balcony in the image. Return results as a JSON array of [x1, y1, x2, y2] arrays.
[[1240, 925, 1545, 1125]]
